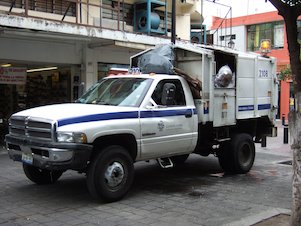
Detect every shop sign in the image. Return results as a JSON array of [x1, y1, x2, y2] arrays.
[[0, 67, 27, 84]]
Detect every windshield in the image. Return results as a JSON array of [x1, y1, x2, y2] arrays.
[[77, 77, 153, 107]]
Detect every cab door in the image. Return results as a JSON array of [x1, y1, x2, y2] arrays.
[[139, 79, 196, 160]]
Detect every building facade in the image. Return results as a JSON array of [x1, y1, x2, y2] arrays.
[[0, 0, 203, 142], [210, 11, 301, 121]]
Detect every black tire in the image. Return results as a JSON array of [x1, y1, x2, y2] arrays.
[[86, 145, 134, 202], [171, 154, 189, 165], [23, 163, 63, 184], [218, 133, 255, 174]]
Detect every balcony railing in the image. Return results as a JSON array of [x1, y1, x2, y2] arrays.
[[0, 0, 171, 35]]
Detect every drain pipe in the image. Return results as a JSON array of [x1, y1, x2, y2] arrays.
[[171, 0, 176, 44]]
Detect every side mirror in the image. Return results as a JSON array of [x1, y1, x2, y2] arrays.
[[146, 98, 158, 109]]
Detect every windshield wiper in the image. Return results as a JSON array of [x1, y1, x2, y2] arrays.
[[96, 100, 111, 105], [75, 99, 83, 103]]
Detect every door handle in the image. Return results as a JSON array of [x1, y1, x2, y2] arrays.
[[185, 110, 192, 118]]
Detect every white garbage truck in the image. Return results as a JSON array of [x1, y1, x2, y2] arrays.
[[5, 43, 278, 202]]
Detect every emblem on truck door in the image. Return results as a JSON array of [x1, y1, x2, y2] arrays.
[[158, 121, 165, 131]]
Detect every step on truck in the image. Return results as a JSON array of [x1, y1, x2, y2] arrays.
[[5, 43, 278, 202]]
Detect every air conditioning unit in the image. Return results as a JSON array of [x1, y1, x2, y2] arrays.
[[190, 24, 207, 44], [136, 10, 160, 31], [191, 31, 202, 44], [133, 0, 167, 35]]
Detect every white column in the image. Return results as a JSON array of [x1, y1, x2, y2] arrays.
[[82, 44, 98, 91]]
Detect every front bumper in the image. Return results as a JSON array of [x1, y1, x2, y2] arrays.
[[5, 134, 93, 171]]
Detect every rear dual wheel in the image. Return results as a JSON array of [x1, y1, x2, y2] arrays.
[[218, 133, 255, 174]]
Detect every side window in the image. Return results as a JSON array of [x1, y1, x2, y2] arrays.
[[152, 79, 186, 107]]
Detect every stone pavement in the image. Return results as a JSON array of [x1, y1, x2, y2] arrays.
[[0, 122, 293, 226]]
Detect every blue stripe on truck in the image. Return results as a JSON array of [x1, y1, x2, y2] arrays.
[[140, 109, 196, 118], [58, 108, 197, 127], [258, 104, 271, 110], [238, 105, 254, 112], [58, 111, 139, 127], [238, 104, 271, 112]]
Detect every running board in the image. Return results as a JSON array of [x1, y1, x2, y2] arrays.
[[157, 158, 174, 169]]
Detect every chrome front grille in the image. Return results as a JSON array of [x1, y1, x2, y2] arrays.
[[9, 116, 55, 141]]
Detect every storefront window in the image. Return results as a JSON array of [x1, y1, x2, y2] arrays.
[[0, 66, 74, 144], [247, 22, 284, 51], [26, 70, 71, 108], [0, 67, 71, 119]]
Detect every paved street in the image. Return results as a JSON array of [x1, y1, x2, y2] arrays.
[[0, 123, 293, 226]]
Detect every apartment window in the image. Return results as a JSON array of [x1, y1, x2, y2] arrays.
[[1, 0, 23, 8], [274, 24, 284, 47], [247, 22, 284, 51], [30, 0, 76, 16], [1, 0, 76, 16]]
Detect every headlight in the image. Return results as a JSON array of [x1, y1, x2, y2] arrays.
[[57, 132, 87, 143]]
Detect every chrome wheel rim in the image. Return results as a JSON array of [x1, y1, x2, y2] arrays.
[[104, 162, 125, 188]]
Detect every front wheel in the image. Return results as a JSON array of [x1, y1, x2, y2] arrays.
[[87, 145, 134, 202], [23, 163, 63, 184], [218, 133, 255, 174]]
